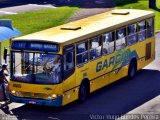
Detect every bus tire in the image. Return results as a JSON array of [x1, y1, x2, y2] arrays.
[[128, 59, 137, 79], [78, 80, 90, 103]]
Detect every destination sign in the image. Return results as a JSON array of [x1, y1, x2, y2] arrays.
[[12, 41, 59, 52]]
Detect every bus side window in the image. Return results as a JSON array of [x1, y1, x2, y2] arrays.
[[64, 52, 74, 71], [146, 18, 154, 38], [116, 27, 126, 50], [138, 20, 146, 41], [103, 31, 115, 55], [63, 45, 75, 80], [76, 41, 88, 65], [90, 36, 102, 60], [127, 24, 137, 46]]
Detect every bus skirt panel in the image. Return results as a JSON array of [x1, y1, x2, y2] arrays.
[[9, 94, 62, 106]]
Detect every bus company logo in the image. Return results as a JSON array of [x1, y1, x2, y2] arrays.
[[13, 84, 21, 88], [96, 48, 139, 73], [44, 87, 52, 90]]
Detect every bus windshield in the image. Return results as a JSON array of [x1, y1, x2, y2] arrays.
[[11, 52, 62, 84]]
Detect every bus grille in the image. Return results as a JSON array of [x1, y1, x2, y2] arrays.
[[21, 92, 47, 99], [21, 92, 32, 97], [34, 93, 47, 98]]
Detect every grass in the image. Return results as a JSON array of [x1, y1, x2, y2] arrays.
[[157, 0, 160, 8], [115, 0, 160, 31], [0, 6, 78, 36], [0, 6, 79, 53]]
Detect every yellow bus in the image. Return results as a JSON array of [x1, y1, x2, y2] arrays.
[[9, 9, 155, 106]]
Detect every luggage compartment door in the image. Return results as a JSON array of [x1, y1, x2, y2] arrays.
[[145, 42, 151, 60]]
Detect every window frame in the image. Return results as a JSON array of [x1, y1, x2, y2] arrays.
[[115, 26, 127, 50], [63, 44, 75, 80], [146, 17, 154, 38], [137, 20, 147, 42], [89, 36, 102, 61], [127, 23, 138, 46], [11, 51, 63, 84], [63, 46, 75, 72], [102, 31, 115, 56], [75, 17, 155, 67], [76, 40, 89, 66]]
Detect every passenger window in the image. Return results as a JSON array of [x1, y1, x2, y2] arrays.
[[64, 52, 74, 71], [127, 24, 137, 46], [63, 45, 75, 80], [90, 36, 102, 60], [103, 32, 115, 55], [146, 18, 154, 38], [138, 20, 146, 41], [116, 27, 126, 50], [76, 41, 88, 65]]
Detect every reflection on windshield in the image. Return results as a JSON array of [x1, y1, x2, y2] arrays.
[[11, 52, 62, 84]]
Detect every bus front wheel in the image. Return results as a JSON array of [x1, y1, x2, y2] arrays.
[[128, 60, 137, 79], [78, 81, 89, 103]]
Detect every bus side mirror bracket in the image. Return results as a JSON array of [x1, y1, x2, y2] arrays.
[[3, 48, 8, 63]]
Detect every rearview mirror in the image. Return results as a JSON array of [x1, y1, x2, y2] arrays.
[[3, 48, 7, 63]]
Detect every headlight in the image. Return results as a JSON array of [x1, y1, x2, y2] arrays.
[[47, 94, 58, 100], [47, 96, 52, 100], [11, 90, 16, 94], [11, 90, 22, 97], [52, 94, 57, 98]]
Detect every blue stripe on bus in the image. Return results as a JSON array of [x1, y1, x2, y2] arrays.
[[9, 94, 62, 106]]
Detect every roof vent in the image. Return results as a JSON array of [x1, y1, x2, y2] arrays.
[[61, 26, 81, 30], [112, 10, 130, 15]]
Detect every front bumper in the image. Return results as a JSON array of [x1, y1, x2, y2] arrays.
[[9, 94, 62, 106]]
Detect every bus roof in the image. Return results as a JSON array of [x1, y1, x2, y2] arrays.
[[13, 9, 154, 45]]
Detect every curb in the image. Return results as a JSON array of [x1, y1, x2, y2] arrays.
[[117, 95, 160, 120]]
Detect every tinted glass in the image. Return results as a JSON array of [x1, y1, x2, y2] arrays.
[[103, 32, 115, 55]]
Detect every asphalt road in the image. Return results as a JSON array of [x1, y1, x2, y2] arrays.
[[0, 33, 159, 120], [0, 0, 56, 16], [0, 0, 57, 8], [0, 0, 114, 16]]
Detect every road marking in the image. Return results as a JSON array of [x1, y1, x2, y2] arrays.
[[48, 117, 61, 120], [0, 11, 17, 15], [95, 0, 105, 4], [29, 4, 56, 8]]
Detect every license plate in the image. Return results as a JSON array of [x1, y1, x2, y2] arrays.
[[28, 100, 36, 104]]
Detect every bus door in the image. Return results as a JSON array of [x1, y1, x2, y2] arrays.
[[62, 45, 76, 103]]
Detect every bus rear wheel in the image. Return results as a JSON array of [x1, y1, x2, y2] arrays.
[[78, 81, 89, 103], [128, 60, 137, 79]]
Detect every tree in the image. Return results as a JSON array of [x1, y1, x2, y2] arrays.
[[149, 0, 156, 8]]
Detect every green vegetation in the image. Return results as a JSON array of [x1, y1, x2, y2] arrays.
[[115, 0, 160, 31], [157, 0, 160, 8], [0, 6, 78, 35], [0, 6, 79, 52]]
